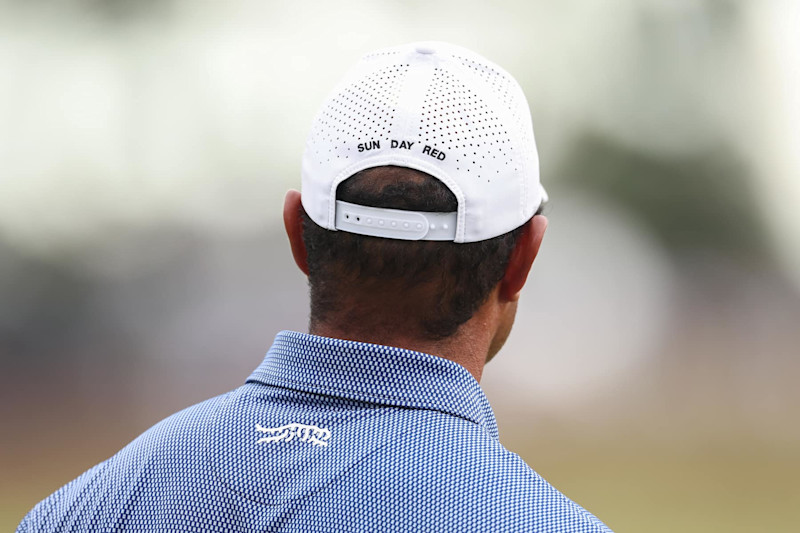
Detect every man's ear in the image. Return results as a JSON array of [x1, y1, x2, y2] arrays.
[[283, 189, 310, 276], [498, 215, 547, 302]]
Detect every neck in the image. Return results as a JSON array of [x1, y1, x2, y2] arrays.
[[309, 316, 494, 382]]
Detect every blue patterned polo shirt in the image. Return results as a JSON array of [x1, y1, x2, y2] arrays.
[[18, 331, 612, 532]]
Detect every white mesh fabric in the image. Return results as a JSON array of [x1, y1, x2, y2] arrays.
[[451, 52, 541, 216], [301, 42, 544, 242], [306, 63, 410, 167]]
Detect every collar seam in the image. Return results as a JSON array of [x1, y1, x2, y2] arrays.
[[245, 375, 487, 426]]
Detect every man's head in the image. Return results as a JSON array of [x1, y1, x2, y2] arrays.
[[284, 42, 547, 369]]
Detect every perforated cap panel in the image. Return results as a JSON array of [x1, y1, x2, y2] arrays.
[[301, 41, 545, 242], [421, 67, 518, 181], [306, 64, 410, 167]]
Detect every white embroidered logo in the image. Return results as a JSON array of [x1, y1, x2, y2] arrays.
[[255, 423, 332, 447]]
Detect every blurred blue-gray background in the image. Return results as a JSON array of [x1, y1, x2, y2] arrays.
[[2, 1, 799, 530]]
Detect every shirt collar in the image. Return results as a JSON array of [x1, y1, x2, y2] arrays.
[[247, 330, 498, 438]]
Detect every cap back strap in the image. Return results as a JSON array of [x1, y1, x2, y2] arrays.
[[334, 200, 457, 241]]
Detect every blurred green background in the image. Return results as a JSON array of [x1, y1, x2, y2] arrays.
[[1, 1, 799, 531]]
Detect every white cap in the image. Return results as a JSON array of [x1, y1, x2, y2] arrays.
[[301, 41, 547, 243]]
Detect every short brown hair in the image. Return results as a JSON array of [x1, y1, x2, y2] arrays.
[[301, 166, 527, 340]]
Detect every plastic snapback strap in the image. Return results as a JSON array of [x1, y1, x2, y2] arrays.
[[334, 200, 457, 241]]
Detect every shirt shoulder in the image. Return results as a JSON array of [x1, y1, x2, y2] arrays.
[[357, 410, 612, 532], [17, 392, 232, 532]]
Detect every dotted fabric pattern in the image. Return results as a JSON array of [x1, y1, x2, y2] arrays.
[[308, 64, 410, 165], [421, 67, 514, 179], [453, 52, 537, 155], [18, 331, 613, 532], [445, 53, 537, 181]]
